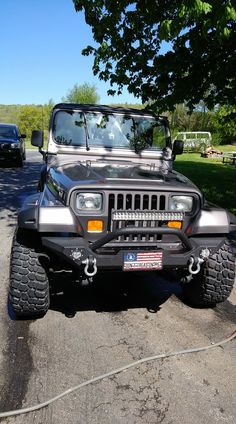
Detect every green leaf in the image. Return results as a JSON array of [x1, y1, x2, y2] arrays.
[[194, 0, 212, 14], [226, 5, 236, 20], [159, 20, 172, 40], [74, 0, 236, 111]]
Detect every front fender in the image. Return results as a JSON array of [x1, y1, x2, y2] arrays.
[[189, 202, 235, 236], [18, 193, 41, 230], [18, 191, 80, 234]]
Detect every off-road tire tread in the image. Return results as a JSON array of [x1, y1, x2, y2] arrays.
[[9, 230, 49, 318], [183, 239, 235, 307]]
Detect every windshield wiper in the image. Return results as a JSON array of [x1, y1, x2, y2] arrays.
[[83, 113, 90, 151]]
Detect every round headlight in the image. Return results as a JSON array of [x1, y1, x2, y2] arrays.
[[169, 195, 193, 212], [76, 193, 102, 211]]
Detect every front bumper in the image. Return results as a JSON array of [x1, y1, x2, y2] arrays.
[[42, 227, 226, 271], [0, 149, 21, 160]]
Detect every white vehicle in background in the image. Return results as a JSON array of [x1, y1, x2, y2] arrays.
[[174, 132, 212, 152]]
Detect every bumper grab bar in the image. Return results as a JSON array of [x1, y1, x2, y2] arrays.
[[90, 227, 193, 252]]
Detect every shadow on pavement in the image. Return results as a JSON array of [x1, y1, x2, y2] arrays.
[[0, 158, 42, 225], [49, 271, 183, 317]]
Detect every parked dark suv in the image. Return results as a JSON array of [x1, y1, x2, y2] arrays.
[[8, 103, 236, 318], [0, 123, 26, 166]]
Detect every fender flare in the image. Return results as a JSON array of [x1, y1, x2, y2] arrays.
[[18, 193, 41, 230], [189, 202, 235, 235]]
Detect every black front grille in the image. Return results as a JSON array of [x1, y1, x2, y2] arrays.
[[108, 192, 166, 212], [108, 191, 168, 244]]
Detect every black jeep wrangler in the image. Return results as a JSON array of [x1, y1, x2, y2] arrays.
[[9, 103, 236, 318]]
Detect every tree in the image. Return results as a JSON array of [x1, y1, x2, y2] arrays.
[[42, 99, 55, 130], [212, 105, 236, 144], [62, 82, 100, 103], [18, 105, 43, 137], [73, 0, 236, 111], [18, 101, 54, 137], [170, 104, 214, 133]]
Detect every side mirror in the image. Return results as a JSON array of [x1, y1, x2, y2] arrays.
[[172, 139, 184, 156], [20, 134, 26, 139], [31, 130, 44, 148]]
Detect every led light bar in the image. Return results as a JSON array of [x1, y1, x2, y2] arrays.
[[112, 210, 184, 221]]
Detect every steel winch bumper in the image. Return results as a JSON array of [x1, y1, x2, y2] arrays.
[[41, 227, 226, 274]]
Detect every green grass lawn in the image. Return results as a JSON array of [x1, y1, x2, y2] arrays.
[[174, 147, 236, 214]]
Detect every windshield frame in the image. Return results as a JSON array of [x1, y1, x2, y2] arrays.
[[51, 109, 169, 152]]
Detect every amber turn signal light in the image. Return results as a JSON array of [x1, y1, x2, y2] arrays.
[[87, 220, 104, 232], [167, 221, 182, 229]]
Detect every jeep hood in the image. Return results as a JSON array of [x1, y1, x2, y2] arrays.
[[48, 159, 201, 196]]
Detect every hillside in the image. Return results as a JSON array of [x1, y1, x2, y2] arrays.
[[0, 104, 22, 124]]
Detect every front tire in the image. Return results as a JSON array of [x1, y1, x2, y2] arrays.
[[183, 240, 235, 307], [9, 229, 50, 319], [16, 155, 23, 167]]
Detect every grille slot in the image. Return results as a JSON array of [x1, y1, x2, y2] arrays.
[[109, 192, 167, 213], [108, 191, 168, 244]]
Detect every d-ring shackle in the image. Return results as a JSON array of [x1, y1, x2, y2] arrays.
[[82, 257, 97, 277], [188, 256, 201, 275]]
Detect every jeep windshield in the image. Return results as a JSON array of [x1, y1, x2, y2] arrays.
[[52, 110, 166, 151]]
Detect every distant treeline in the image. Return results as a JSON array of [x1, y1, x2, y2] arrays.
[[0, 104, 22, 124], [0, 103, 54, 139], [0, 103, 235, 145]]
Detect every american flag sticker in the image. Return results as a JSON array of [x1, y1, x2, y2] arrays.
[[123, 251, 163, 271]]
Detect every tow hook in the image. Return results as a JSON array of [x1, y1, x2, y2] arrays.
[[182, 248, 211, 283], [82, 256, 97, 277], [188, 257, 201, 275], [188, 247, 210, 275], [188, 248, 211, 275]]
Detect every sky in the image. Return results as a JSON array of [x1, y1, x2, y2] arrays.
[[0, 0, 139, 105]]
